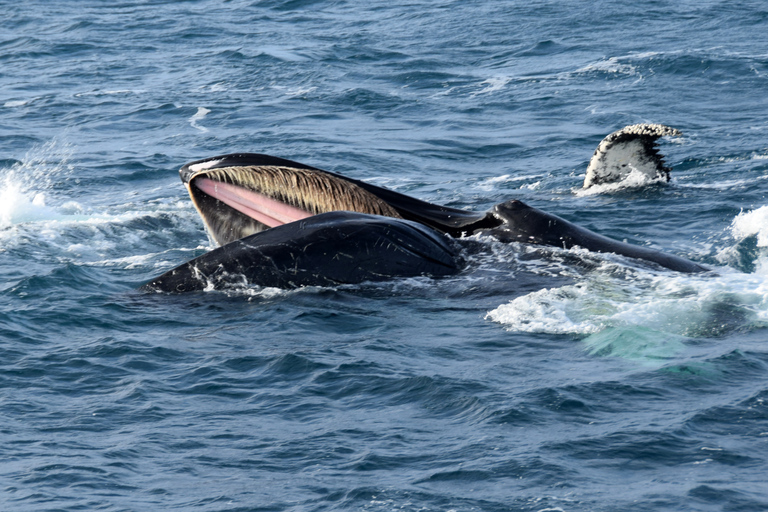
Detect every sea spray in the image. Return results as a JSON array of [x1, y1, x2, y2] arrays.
[[0, 174, 57, 228], [0, 139, 77, 227], [715, 205, 768, 273]]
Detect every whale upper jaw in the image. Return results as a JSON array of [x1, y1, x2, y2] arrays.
[[179, 153, 499, 247]]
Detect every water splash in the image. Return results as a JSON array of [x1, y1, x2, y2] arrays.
[[487, 264, 768, 361], [0, 140, 80, 229], [0, 180, 58, 227], [487, 206, 768, 360], [574, 167, 667, 196], [731, 205, 768, 248]]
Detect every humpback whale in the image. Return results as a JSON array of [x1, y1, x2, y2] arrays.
[[143, 124, 705, 292]]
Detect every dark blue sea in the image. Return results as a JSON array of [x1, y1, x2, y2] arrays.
[[3, 1, 768, 510]]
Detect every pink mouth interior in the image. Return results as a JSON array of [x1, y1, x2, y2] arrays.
[[194, 177, 314, 228]]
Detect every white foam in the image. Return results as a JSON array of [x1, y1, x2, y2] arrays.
[[575, 167, 666, 196], [4, 99, 33, 107], [189, 107, 211, 132], [475, 174, 545, 192], [91, 247, 208, 270], [485, 284, 600, 335], [487, 207, 768, 359], [575, 56, 638, 76], [487, 265, 768, 339], [714, 153, 768, 163], [679, 178, 753, 190], [731, 206, 768, 247], [201, 82, 228, 93], [471, 76, 512, 96]]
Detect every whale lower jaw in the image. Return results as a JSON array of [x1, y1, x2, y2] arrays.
[[142, 212, 462, 292]]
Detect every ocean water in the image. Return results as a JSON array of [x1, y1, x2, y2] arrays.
[[2, 1, 768, 510]]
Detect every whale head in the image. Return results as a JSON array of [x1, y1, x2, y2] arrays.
[[179, 153, 495, 246]]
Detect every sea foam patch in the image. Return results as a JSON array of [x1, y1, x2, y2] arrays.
[[487, 209, 768, 356], [486, 267, 768, 338], [189, 107, 211, 132]]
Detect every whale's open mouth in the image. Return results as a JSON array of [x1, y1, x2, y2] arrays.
[[181, 158, 403, 246], [193, 177, 314, 228]]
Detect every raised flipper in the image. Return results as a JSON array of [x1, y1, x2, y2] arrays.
[[141, 212, 462, 292], [583, 124, 682, 188]]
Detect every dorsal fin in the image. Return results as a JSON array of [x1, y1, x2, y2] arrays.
[[583, 124, 682, 189]]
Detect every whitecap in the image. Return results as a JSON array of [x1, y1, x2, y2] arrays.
[[678, 178, 754, 190], [574, 56, 638, 76], [189, 107, 211, 132], [485, 283, 600, 335], [487, 263, 768, 345], [4, 98, 33, 107], [474, 174, 545, 192], [471, 76, 512, 96]]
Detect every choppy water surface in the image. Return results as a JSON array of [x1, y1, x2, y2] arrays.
[[3, 1, 768, 511]]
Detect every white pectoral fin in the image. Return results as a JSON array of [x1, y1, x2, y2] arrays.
[[583, 124, 682, 189]]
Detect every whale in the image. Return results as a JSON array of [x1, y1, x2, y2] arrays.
[[143, 124, 706, 292]]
